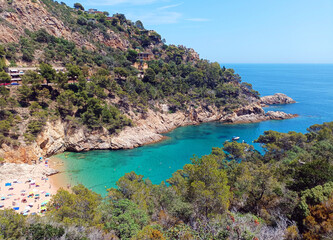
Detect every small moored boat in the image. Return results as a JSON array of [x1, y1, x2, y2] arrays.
[[232, 136, 240, 141]]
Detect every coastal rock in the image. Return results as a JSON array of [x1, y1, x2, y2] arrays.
[[221, 103, 297, 124], [0, 101, 297, 163], [260, 93, 296, 106], [266, 111, 297, 120]]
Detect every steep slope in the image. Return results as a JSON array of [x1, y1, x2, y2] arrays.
[[0, 0, 197, 65], [0, 0, 297, 163], [0, 0, 127, 50]]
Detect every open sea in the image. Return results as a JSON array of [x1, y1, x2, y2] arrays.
[[56, 64, 333, 196]]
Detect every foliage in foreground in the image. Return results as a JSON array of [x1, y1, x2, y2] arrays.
[[1, 122, 333, 239]]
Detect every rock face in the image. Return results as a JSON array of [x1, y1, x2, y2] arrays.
[[0, 101, 297, 163], [260, 93, 296, 106], [0, 0, 128, 51]]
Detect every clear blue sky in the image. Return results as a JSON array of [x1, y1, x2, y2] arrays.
[[63, 0, 333, 63]]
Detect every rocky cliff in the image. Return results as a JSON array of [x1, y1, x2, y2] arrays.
[[0, 100, 297, 163]]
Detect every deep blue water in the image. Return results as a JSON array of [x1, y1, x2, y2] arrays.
[[56, 64, 333, 196]]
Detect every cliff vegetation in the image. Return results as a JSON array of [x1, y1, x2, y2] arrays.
[[0, 0, 260, 159]]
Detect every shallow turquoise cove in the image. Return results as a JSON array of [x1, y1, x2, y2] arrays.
[[56, 64, 333, 196]]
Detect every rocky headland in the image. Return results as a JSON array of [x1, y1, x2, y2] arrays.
[[0, 1, 298, 164], [0, 94, 297, 163]]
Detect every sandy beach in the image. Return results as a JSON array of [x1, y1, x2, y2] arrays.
[[48, 156, 70, 190], [0, 158, 69, 215]]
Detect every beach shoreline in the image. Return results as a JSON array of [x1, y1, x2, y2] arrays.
[[49, 156, 70, 191]]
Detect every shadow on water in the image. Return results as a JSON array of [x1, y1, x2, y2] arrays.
[[218, 135, 228, 139]]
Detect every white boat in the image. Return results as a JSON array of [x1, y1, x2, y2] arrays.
[[232, 136, 240, 141]]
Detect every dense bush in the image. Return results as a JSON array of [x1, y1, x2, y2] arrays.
[[2, 122, 333, 239]]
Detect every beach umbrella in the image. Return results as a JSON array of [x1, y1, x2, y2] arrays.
[[13, 179, 18, 183], [23, 213, 28, 216], [13, 207, 19, 211], [0, 204, 4, 207], [41, 201, 48, 206], [28, 202, 34, 207], [5, 183, 11, 186], [45, 193, 50, 197], [31, 212, 36, 215], [1, 197, 5, 201]]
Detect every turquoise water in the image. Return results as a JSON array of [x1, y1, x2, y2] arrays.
[[57, 64, 333, 196]]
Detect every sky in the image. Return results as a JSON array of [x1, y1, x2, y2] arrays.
[[62, 0, 333, 63]]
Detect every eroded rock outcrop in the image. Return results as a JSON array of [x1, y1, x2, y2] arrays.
[[261, 93, 296, 106]]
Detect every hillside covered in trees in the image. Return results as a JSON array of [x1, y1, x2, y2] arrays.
[[0, 0, 262, 161], [1, 122, 333, 239], [0, 1, 332, 240]]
